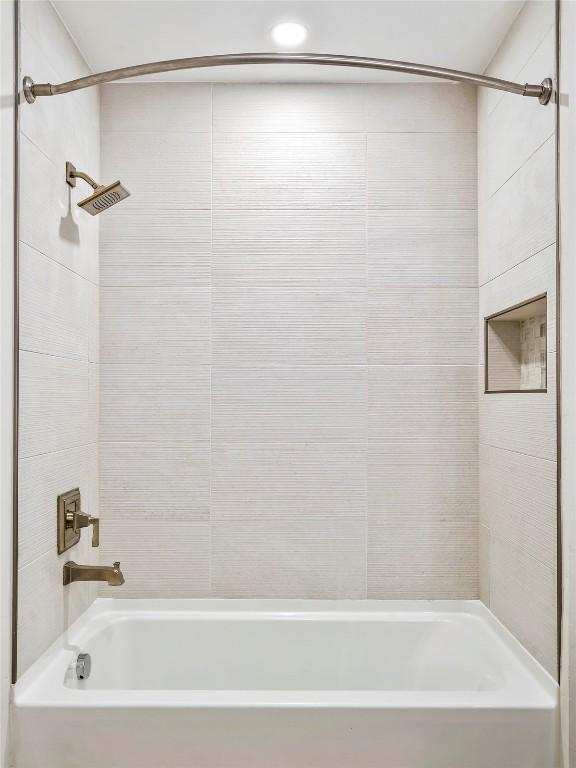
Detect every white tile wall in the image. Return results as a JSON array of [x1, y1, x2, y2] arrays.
[[212, 209, 366, 288], [100, 82, 478, 602], [490, 531, 557, 675], [213, 132, 366, 210], [211, 442, 366, 520], [100, 209, 211, 287], [367, 287, 477, 365], [99, 519, 210, 599], [17, 0, 100, 676], [211, 517, 367, 599], [100, 287, 210, 363], [367, 210, 477, 287], [100, 444, 210, 519], [19, 243, 96, 361], [479, 28, 556, 200], [100, 364, 210, 444], [477, 0, 558, 675], [366, 83, 477, 132], [213, 287, 366, 366], [367, 132, 477, 209], [213, 83, 367, 133], [211, 365, 367, 444], [478, 138, 556, 284], [479, 445, 556, 567]]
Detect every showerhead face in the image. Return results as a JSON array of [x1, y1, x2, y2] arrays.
[[77, 180, 130, 216]]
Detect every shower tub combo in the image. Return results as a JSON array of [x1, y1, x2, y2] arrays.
[[16, 43, 559, 768], [14, 599, 558, 768]]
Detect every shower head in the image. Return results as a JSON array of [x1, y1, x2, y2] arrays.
[[66, 161, 130, 216], [77, 180, 130, 216]]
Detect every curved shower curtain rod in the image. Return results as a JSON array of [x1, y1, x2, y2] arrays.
[[23, 52, 553, 105]]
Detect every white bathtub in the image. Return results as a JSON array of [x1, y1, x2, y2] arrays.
[[14, 599, 559, 768]]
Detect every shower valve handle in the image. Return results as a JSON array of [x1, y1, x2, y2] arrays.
[[66, 509, 100, 548]]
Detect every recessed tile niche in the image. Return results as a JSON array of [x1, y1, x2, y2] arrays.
[[485, 296, 547, 393]]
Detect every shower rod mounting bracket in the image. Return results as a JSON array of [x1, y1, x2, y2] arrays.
[[21, 54, 554, 105]]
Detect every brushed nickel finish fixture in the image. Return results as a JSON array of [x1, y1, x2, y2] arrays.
[[63, 561, 125, 587], [57, 488, 100, 555], [22, 55, 554, 105], [66, 160, 130, 215]]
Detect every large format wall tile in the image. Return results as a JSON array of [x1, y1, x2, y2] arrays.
[[368, 457, 477, 517], [479, 444, 556, 567], [478, 138, 556, 284], [367, 133, 477, 209], [368, 287, 477, 365], [489, 532, 557, 676], [213, 133, 366, 209], [212, 208, 366, 289], [100, 208, 211, 287], [479, 28, 556, 201], [101, 132, 211, 210], [367, 210, 477, 288], [367, 364, 478, 599], [368, 366, 477, 455], [100, 364, 210, 444], [100, 443, 210, 520], [366, 83, 476, 132], [213, 286, 365, 366], [212, 442, 366, 520], [20, 243, 94, 361], [211, 517, 366, 599], [101, 286, 210, 364], [213, 83, 367, 133], [212, 366, 367, 444], [99, 519, 210, 598], [368, 516, 478, 599], [101, 83, 212, 132], [19, 352, 95, 459]]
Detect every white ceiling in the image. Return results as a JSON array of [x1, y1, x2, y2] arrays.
[[53, 0, 524, 84]]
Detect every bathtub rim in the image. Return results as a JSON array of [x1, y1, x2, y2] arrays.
[[13, 598, 559, 710]]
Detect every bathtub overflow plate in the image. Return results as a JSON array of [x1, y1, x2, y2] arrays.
[[76, 652, 92, 680]]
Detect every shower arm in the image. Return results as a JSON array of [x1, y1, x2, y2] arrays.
[[22, 52, 553, 105], [65, 163, 100, 190]]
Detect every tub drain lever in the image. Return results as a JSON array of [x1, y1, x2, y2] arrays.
[[76, 653, 92, 680]]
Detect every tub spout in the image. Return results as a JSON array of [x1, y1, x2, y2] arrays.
[[63, 560, 125, 587]]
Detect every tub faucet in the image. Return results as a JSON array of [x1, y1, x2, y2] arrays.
[[63, 560, 125, 587]]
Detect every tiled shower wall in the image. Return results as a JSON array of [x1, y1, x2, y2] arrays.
[[478, 0, 557, 675], [17, 0, 100, 675], [99, 82, 478, 599]]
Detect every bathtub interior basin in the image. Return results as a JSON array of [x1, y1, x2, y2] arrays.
[[14, 599, 559, 768]]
